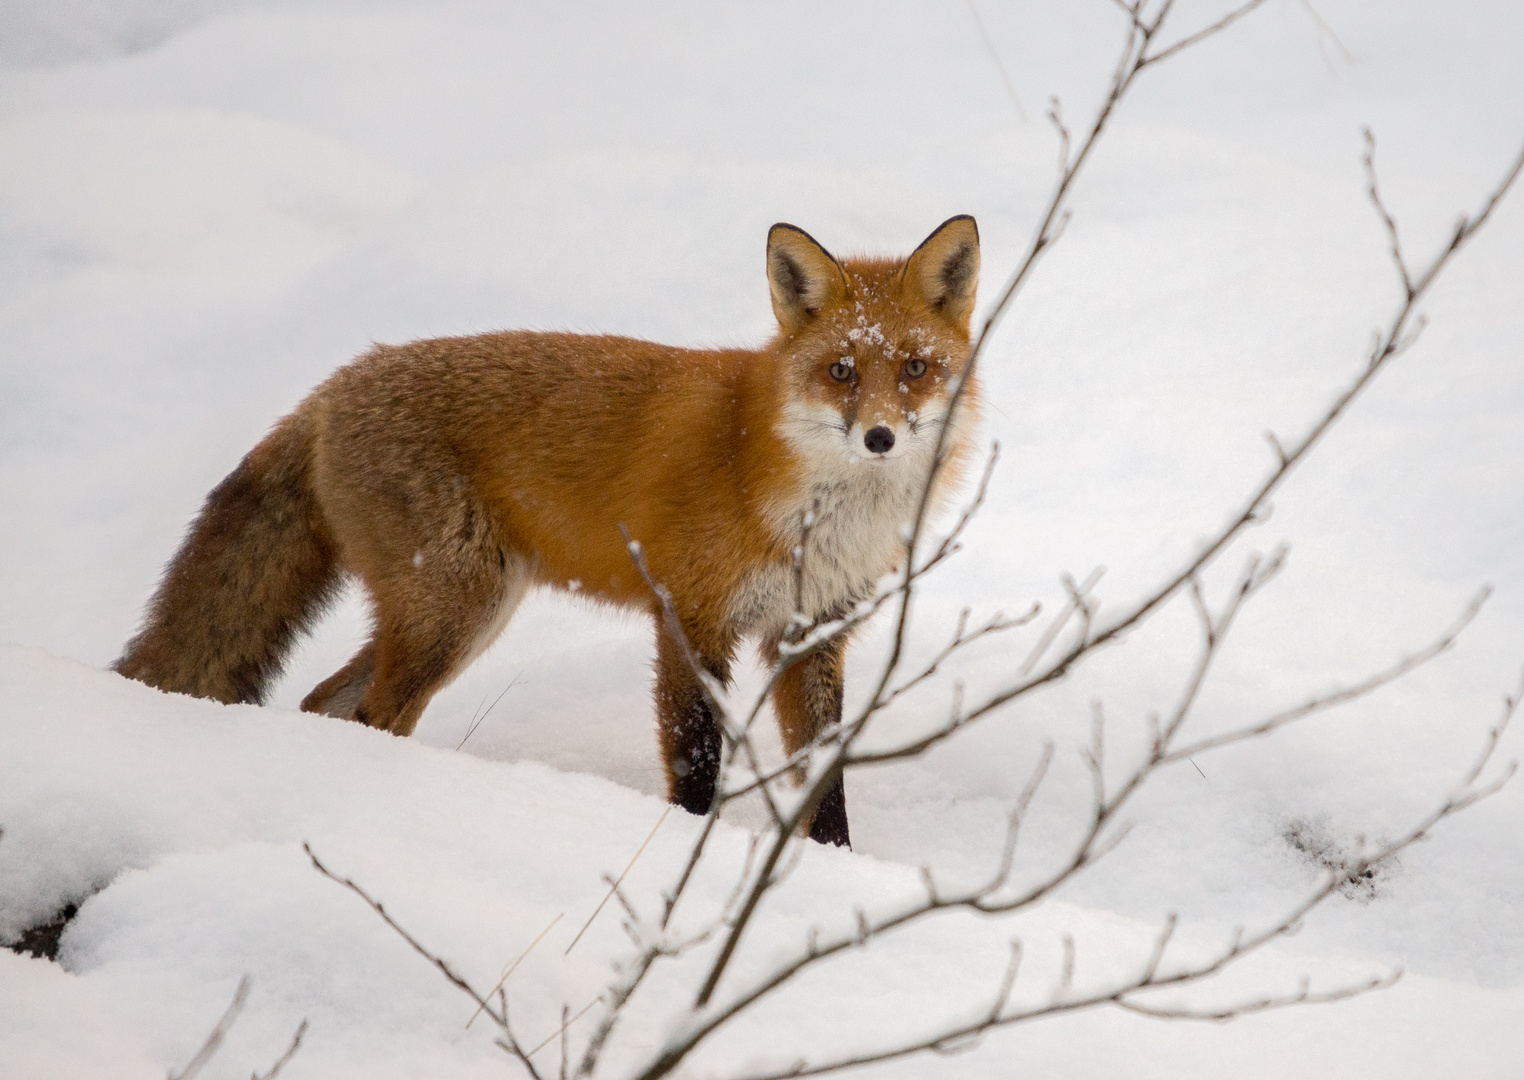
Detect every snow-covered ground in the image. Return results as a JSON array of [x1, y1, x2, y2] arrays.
[[2, 1, 1522, 1077]]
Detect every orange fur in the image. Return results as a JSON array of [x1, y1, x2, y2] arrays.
[[116, 216, 983, 846]]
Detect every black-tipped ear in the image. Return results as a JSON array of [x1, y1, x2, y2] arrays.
[[767, 223, 848, 332], [903, 215, 980, 328]]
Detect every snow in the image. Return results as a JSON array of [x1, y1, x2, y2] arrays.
[[3, 647, 1522, 1079], [3, 1, 1523, 1077]]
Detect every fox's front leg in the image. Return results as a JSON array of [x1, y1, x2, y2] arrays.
[[654, 622, 735, 817], [767, 635, 851, 848]]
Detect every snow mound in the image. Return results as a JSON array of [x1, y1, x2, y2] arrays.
[[2, 645, 1521, 1080]]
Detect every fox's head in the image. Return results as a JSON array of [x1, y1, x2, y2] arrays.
[[766, 216, 980, 471]]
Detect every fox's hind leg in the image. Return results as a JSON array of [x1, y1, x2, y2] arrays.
[[301, 642, 375, 719], [348, 547, 530, 738]]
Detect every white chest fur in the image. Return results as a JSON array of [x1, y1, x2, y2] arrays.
[[729, 463, 925, 639]]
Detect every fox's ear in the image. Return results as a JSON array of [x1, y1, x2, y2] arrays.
[[903, 215, 980, 328], [767, 223, 848, 332]]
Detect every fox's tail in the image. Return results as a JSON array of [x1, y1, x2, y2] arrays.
[[115, 407, 341, 704]]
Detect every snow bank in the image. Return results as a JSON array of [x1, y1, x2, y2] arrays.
[[3, 646, 1522, 1080]]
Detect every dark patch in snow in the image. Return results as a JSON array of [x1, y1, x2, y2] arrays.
[[1282, 817, 1395, 903], [8, 902, 79, 962]]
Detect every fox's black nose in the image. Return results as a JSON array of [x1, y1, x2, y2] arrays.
[[864, 426, 895, 454]]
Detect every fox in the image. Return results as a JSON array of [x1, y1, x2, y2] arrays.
[[114, 215, 982, 847]]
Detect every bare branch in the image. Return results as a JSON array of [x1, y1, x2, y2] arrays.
[[990, 939, 1024, 1022], [567, 11, 1524, 1080], [1085, 701, 1108, 815], [1106, 0, 1146, 34], [1142, 0, 1272, 67], [168, 978, 248, 1080], [1264, 429, 1288, 466], [559, 1004, 570, 1080], [876, 605, 1041, 712], [1364, 128, 1414, 298], [941, 126, 1524, 750], [1047, 96, 1072, 173], [1115, 969, 1399, 1021], [1164, 587, 1489, 762], [167, 981, 308, 1080], [305, 843, 546, 1080], [1140, 913, 1177, 984], [1058, 933, 1077, 998], [636, 573, 1515, 1080], [720, 687, 1511, 1080], [1295, 0, 1355, 68], [250, 1020, 308, 1080], [619, 525, 736, 747]]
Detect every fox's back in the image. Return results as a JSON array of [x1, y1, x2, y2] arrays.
[[309, 330, 798, 607]]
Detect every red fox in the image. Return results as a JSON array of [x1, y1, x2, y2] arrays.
[[115, 216, 981, 846]]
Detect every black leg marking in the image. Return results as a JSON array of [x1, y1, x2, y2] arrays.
[[808, 773, 851, 848], [670, 695, 723, 816]]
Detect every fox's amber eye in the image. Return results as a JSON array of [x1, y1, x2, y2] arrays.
[[828, 361, 853, 382], [903, 358, 928, 378]]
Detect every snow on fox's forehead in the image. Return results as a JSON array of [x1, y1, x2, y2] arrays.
[[817, 265, 960, 358], [828, 303, 950, 366]]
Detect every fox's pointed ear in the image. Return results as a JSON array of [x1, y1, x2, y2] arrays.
[[903, 215, 980, 329], [767, 223, 848, 332]]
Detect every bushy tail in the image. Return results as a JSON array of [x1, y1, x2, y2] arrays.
[[115, 407, 341, 704]]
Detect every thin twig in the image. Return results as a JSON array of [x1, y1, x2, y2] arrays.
[[304, 843, 547, 1080], [458, 670, 526, 751], [1364, 129, 1414, 298], [250, 1019, 308, 1080], [468, 913, 563, 1029], [168, 978, 248, 1080], [1165, 587, 1489, 762], [1142, 0, 1272, 67], [566, 805, 672, 956], [963, 0, 1030, 122], [528, 999, 599, 1058]]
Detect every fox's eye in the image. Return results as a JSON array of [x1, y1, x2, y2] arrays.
[[828, 361, 853, 382], [903, 358, 928, 379]]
